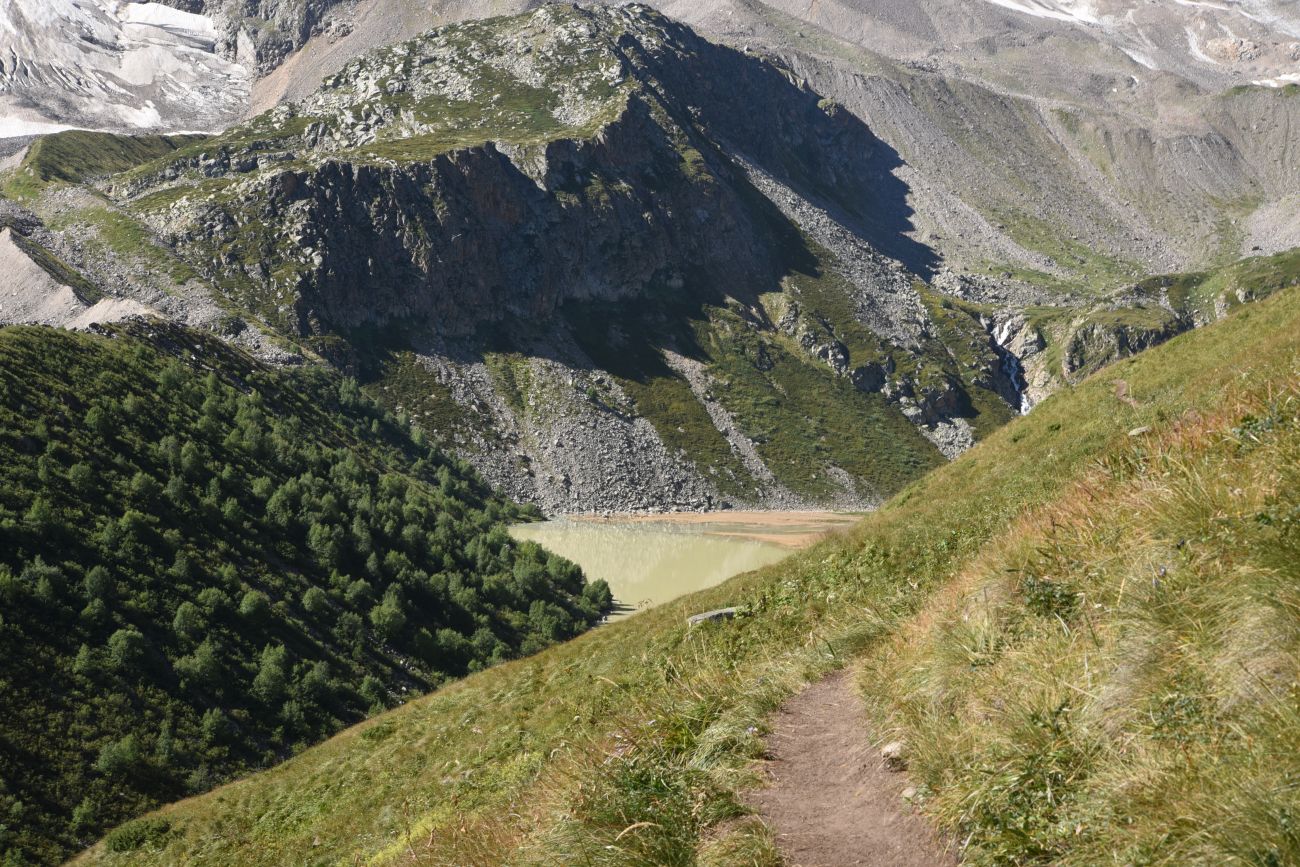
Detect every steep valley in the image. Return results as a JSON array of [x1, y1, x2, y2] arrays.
[[1, 3, 1300, 865], [67, 275, 1300, 867]]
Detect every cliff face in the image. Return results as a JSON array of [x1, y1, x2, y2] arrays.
[[156, 0, 352, 73], [126, 5, 897, 339], [155, 101, 778, 337], [94, 5, 1014, 510]]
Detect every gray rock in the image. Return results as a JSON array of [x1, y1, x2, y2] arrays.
[[881, 740, 908, 771], [687, 607, 739, 627]]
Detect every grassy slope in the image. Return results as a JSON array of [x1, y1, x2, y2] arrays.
[[564, 295, 942, 502], [1136, 246, 1300, 322], [861, 337, 1300, 858], [1019, 247, 1300, 389], [74, 288, 1300, 866], [0, 322, 608, 865], [1, 132, 204, 201]]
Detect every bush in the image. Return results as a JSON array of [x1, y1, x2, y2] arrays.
[[103, 817, 170, 853]]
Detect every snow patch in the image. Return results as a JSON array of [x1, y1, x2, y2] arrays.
[[979, 0, 1101, 25], [114, 1, 219, 38], [0, 0, 250, 138], [1253, 71, 1300, 85], [0, 117, 75, 138]]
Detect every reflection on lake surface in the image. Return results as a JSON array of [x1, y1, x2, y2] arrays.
[[510, 513, 858, 617]]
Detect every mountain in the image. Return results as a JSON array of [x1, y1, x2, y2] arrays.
[[679, 0, 1300, 276], [8, 0, 1300, 281], [243, 0, 1300, 277], [16, 2, 1293, 518], [154, 0, 353, 74], [0, 320, 608, 865], [3, 3, 1297, 514], [66, 280, 1300, 867], [7, 5, 1033, 513]]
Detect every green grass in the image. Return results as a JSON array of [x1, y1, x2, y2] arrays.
[[50, 206, 199, 286], [774, 238, 887, 366], [861, 311, 1300, 865], [1137, 247, 1300, 322], [72, 275, 1300, 867], [482, 353, 534, 417], [1, 132, 203, 201], [699, 303, 941, 499], [122, 7, 636, 191], [563, 288, 942, 502], [1059, 304, 1183, 378], [989, 210, 1140, 291], [919, 289, 1018, 439], [1225, 82, 1300, 98], [1021, 247, 1300, 389]]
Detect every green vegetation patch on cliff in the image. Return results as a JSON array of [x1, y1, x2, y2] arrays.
[[46, 205, 199, 287], [1136, 246, 1300, 322], [0, 321, 607, 865], [1024, 247, 1300, 390], [2, 131, 204, 201], [700, 302, 940, 499]]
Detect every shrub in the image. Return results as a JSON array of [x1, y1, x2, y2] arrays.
[[103, 817, 170, 853]]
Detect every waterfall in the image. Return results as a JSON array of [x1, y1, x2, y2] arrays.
[[991, 318, 1030, 415]]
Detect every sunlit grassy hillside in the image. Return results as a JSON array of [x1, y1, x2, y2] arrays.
[[76, 288, 1300, 865]]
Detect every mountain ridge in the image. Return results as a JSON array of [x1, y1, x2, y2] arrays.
[[4, 4, 1296, 514]]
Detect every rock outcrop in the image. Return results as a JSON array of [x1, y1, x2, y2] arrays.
[[99, 5, 1021, 511]]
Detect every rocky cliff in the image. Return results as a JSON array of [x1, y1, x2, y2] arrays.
[[91, 4, 1026, 511], [6, 4, 1294, 514], [157, 0, 352, 73]]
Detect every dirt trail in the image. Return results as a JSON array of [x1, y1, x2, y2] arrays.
[[749, 671, 958, 867]]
